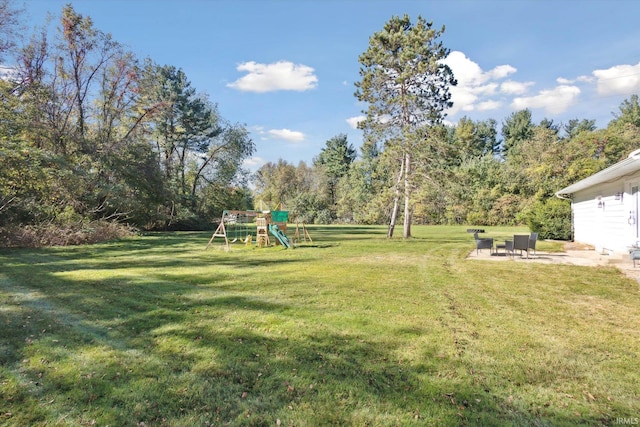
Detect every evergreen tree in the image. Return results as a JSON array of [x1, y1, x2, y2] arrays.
[[501, 109, 535, 156], [562, 118, 596, 140], [355, 14, 456, 238], [313, 134, 356, 212]]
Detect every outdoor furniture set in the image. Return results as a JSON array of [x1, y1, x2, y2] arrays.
[[629, 241, 640, 267], [469, 229, 537, 258]]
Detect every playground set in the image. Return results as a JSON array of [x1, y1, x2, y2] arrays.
[[205, 209, 312, 250]]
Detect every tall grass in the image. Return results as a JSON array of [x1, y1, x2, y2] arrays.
[[1, 225, 638, 426]]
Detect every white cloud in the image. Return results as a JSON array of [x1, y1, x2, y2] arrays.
[[441, 51, 518, 115], [500, 80, 534, 95], [346, 115, 365, 129], [487, 64, 517, 80], [268, 128, 305, 142], [252, 126, 304, 143], [227, 61, 318, 93], [442, 51, 485, 86], [443, 51, 516, 86], [250, 126, 271, 141], [477, 100, 502, 111], [511, 85, 581, 115], [243, 156, 265, 168], [474, 83, 499, 96], [559, 75, 594, 85], [0, 65, 17, 80], [592, 62, 640, 96], [448, 86, 479, 114]]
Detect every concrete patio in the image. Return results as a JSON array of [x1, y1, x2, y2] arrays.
[[467, 243, 640, 283]]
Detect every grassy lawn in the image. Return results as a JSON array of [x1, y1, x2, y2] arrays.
[[1, 225, 638, 426]]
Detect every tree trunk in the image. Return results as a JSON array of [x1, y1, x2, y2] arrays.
[[403, 151, 412, 238], [388, 193, 399, 238], [387, 158, 404, 238]]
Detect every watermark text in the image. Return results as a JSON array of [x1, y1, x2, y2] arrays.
[[615, 418, 639, 425]]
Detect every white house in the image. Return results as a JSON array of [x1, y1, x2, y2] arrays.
[[555, 149, 640, 255]]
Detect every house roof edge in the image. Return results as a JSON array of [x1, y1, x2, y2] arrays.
[[555, 151, 640, 198]]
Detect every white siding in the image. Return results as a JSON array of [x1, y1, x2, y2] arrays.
[[571, 173, 640, 254]]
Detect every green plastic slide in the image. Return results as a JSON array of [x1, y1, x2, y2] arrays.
[[268, 224, 291, 249]]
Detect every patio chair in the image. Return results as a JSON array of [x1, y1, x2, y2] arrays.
[[505, 240, 514, 257], [473, 232, 494, 255], [528, 232, 538, 255], [513, 234, 531, 258]]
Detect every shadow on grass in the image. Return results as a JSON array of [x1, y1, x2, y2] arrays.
[[0, 233, 620, 426], [0, 280, 530, 425], [303, 225, 388, 242], [293, 243, 337, 249]]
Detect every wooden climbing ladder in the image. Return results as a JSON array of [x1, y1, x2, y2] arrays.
[[256, 217, 269, 247]]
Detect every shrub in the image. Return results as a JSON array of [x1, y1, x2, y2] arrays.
[[0, 221, 137, 248], [525, 198, 572, 240], [466, 210, 488, 226], [314, 209, 333, 224], [490, 194, 524, 226]]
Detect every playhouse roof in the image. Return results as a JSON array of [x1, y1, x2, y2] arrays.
[[556, 149, 640, 197]]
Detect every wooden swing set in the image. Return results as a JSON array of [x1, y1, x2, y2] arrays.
[[206, 210, 258, 250], [206, 209, 312, 250]]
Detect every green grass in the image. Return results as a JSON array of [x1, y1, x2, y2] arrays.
[[1, 225, 638, 426]]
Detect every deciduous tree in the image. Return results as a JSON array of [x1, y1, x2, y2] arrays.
[[137, 62, 254, 227], [452, 116, 498, 160], [0, 0, 23, 63]]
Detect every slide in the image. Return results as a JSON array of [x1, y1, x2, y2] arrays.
[[268, 224, 291, 249]]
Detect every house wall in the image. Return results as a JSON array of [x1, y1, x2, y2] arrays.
[[572, 171, 640, 253]]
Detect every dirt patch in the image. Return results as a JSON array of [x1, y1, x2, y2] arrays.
[[561, 241, 595, 251]]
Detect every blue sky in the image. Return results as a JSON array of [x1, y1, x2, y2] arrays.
[[19, 0, 640, 170]]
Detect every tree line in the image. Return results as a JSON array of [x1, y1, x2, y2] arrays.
[[253, 15, 640, 240], [254, 101, 640, 240], [0, 3, 254, 245], [1, 5, 640, 246]]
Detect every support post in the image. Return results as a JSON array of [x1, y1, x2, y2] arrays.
[[206, 215, 230, 250]]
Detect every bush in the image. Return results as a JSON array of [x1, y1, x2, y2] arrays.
[[314, 209, 333, 224], [490, 194, 524, 226], [525, 198, 572, 240], [466, 211, 488, 226], [0, 221, 137, 248]]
